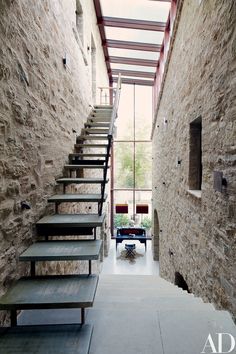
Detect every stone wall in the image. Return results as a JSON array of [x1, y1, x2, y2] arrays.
[[0, 0, 109, 325], [152, 0, 236, 319]]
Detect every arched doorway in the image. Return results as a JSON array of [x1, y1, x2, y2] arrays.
[[153, 209, 160, 261]]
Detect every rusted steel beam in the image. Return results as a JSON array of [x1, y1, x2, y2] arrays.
[[99, 16, 166, 32], [113, 77, 154, 86], [112, 69, 155, 79], [108, 56, 157, 67], [93, 0, 112, 81], [103, 39, 161, 52]]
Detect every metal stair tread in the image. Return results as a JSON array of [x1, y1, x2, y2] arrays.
[[83, 129, 109, 133], [0, 275, 98, 310], [75, 143, 108, 148], [94, 105, 113, 109], [56, 177, 108, 184], [79, 135, 109, 140], [69, 153, 108, 158], [19, 240, 103, 262], [48, 193, 107, 203], [88, 117, 111, 122], [64, 164, 109, 169], [0, 324, 93, 354], [36, 213, 106, 228], [85, 122, 110, 127]]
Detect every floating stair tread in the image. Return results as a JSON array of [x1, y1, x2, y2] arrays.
[[0, 275, 98, 310], [64, 164, 109, 169], [36, 214, 106, 228], [79, 136, 109, 140], [48, 193, 107, 203], [69, 153, 108, 157], [85, 123, 110, 127], [94, 105, 113, 109], [0, 324, 93, 354], [75, 143, 108, 148], [19, 240, 102, 262], [56, 178, 108, 184], [83, 129, 109, 133], [88, 117, 111, 122]]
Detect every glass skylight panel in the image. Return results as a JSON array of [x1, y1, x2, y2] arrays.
[[100, 0, 171, 23], [111, 63, 156, 72], [108, 48, 159, 61], [105, 27, 164, 45]]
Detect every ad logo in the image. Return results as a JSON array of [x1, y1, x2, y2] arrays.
[[201, 333, 235, 353]]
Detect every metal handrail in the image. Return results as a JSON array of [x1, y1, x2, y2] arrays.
[[108, 74, 122, 137], [99, 74, 122, 215]]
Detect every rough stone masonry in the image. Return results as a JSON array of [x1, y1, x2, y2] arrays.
[[0, 0, 109, 326], [152, 0, 236, 319]]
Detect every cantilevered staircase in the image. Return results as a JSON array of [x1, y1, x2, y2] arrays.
[[0, 77, 121, 354]]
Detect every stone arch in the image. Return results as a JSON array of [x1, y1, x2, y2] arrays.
[[175, 272, 190, 293], [152, 209, 160, 261]]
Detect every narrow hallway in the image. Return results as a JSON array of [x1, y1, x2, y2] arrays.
[[87, 241, 236, 354]]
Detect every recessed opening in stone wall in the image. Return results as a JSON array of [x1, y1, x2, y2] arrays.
[[189, 116, 202, 190], [76, 0, 84, 44], [153, 209, 160, 261], [175, 272, 190, 293]]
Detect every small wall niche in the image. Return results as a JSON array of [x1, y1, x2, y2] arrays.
[[189, 116, 202, 191], [175, 272, 190, 293]]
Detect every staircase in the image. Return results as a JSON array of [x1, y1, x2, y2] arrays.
[[0, 77, 121, 353], [88, 274, 236, 354]]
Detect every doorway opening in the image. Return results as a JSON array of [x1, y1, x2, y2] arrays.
[[175, 272, 190, 293], [153, 209, 160, 261]]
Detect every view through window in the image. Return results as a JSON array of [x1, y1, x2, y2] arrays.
[[113, 84, 152, 236]]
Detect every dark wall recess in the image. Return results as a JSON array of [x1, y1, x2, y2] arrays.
[[175, 272, 190, 293]]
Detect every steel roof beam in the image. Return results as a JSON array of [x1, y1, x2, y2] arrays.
[[99, 16, 166, 32], [103, 39, 161, 52], [108, 56, 157, 67], [112, 69, 155, 79], [93, 0, 112, 83], [113, 77, 154, 86]]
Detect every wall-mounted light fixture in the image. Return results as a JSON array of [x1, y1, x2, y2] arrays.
[[176, 157, 182, 166], [169, 249, 174, 257], [62, 52, 67, 67], [21, 201, 31, 210]]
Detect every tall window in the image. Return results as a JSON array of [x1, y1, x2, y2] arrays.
[[113, 85, 152, 235], [76, 0, 83, 44], [189, 117, 202, 190]]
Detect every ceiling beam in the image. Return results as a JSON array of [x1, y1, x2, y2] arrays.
[[112, 69, 155, 79], [113, 77, 154, 86], [108, 56, 157, 67], [103, 39, 161, 52], [99, 16, 166, 32], [93, 0, 112, 83]]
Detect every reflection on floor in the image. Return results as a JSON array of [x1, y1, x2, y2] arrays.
[[102, 239, 159, 275]]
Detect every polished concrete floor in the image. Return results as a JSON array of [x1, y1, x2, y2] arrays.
[[17, 239, 236, 354], [102, 239, 159, 275]]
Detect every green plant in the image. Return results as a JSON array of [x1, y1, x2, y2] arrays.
[[114, 214, 130, 228], [141, 217, 152, 229]]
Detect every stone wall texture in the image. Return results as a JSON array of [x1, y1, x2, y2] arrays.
[[152, 0, 236, 319], [0, 0, 109, 325]]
